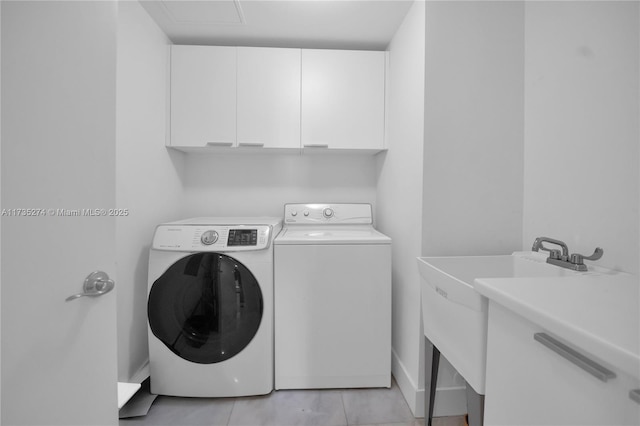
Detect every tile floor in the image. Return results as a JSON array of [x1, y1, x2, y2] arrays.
[[119, 380, 466, 426]]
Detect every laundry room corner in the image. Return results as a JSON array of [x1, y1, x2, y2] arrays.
[[375, 0, 426, 416], [115, 0, 186, 383]]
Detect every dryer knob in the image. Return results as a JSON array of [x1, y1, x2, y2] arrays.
[[323, 208, 334, 218], [201, 230, 219, 245]]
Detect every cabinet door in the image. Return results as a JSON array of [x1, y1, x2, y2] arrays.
[[301, 49, 385, 150], [485, 302, 640, 425], [237, 47, 301, 149], [170, 45, 236, 147]]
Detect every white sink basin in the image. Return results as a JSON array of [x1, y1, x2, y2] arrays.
[[417, 251, 584, 394]]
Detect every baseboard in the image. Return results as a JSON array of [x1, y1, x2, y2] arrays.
[[392, 349, 467, 418], [391, 348, 421, 415]]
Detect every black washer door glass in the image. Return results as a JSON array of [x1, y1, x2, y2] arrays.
[[148, 253, 263, 364]]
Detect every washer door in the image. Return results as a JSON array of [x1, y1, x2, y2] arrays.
[[148, 252, 263, 364]]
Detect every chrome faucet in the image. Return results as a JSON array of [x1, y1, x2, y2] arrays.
[[532, 237, 569, 259], [532, 236, 603, 272]]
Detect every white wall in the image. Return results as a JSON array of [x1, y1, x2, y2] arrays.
[[181, 153, 377, 218], [420, 0, 525, 416], [376, 0, 426, 416], [422, 1, 525, 258], [522, 1, 639, 275], [116, 1, 185, 382]]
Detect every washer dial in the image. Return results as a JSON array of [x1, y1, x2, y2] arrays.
[[200, 230, 219, 245], [323, 208, 334, 218]]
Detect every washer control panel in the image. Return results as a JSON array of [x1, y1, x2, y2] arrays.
[[284, 203, 372, 225], [153, 225, 272, 251]]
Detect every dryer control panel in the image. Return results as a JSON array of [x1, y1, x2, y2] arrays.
[[152, 224, 272, 252], [284, 203, 373, 225]]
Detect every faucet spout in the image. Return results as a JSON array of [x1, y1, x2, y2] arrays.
[[531, 237, 569, 258]]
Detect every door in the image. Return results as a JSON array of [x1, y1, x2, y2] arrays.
[[1, 2, 118, 425]]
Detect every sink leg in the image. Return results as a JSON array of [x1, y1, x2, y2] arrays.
[[465, 380, 485, 426], [424, 336, 440, 426]]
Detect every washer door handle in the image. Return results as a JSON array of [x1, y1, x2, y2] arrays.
[[66, 271, 115, 302]]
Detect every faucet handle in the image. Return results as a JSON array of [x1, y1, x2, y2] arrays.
[[570, 247, 604, 265], [548, 249, 562, 260]]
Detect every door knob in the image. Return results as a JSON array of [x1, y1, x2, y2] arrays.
[[66, 271, 115, 302]]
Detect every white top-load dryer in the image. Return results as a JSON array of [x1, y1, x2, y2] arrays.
[[147, 217, 281, 397], [274, 203, 391, 389]]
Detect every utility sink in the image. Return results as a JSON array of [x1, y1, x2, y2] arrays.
[[417, 252, 585, 394]]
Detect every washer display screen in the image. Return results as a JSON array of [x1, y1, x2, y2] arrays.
[[148, 253, 263, 364], [228, 229, 257, 246]]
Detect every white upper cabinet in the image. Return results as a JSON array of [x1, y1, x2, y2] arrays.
[[301, 49, 386, 151], [169, 46, 386, 153], [170, 45, 236, 148], [237, 47, 301, 149]]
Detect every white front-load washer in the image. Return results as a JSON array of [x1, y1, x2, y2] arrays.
[[274, 203, 392, 390], [147, 217, 281, 397]]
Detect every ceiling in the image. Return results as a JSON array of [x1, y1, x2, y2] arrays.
[[140, 0, 414, 50]]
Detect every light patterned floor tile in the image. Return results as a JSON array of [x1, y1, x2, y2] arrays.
[[432, 415, 467, 426], [119, 381, 467, 426], [356, 419, 426, 426], [341, 382, 415, 425], [228, 389, 348, 426], [119, 395, 234, 426]]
